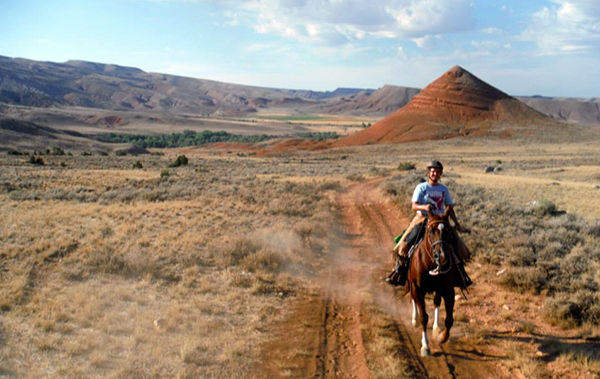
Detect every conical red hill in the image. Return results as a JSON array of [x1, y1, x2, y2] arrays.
[[337, 65, 550, 145]]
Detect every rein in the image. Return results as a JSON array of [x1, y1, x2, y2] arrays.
[[423, 220, 453, 276], [430, 240, 453, 275]]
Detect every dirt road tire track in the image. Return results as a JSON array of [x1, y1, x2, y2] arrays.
[[257, 178, 504, 378]]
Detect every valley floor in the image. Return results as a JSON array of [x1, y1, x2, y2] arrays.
[[1, 138, 599, 378]]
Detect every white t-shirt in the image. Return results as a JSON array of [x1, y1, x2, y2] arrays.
[[411, 182, 453, 216]]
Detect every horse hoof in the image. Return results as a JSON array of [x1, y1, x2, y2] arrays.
[[437, 331, 449, 344], [420, 347, 431, 357]]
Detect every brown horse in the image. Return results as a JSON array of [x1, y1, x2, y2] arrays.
[[407, 212, 458, 356]]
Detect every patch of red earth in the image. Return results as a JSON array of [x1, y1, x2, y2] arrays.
[[252, 138, 330, 157], [203, 142, 255, 150]]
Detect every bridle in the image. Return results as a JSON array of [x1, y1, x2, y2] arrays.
[[424, 219, 453, 276]]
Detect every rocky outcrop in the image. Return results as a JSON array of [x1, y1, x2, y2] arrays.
[[337, 66, 555, 146]]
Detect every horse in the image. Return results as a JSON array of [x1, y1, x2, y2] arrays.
[[407, 212, 459, 356]]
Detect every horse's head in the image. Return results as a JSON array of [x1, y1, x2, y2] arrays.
[[426, 213, 452, 273]]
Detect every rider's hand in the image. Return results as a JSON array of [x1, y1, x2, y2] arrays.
[[423, 204, 432, 213], [456, 225, 470, 234]]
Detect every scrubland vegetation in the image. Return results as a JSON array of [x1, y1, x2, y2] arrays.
[[0, 151, 364, 378], [2, 137, 600, 378], [382, 172, 600, 327]]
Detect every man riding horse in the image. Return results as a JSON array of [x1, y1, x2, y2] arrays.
[[387, 160, 472, 288]]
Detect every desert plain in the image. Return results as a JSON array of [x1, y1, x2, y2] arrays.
[[1, 60, 600, 379]]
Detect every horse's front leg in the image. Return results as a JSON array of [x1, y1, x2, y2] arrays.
[[412, 288, 430, 356], [432, 292, 442, 339], [438, 289, 455, 344]]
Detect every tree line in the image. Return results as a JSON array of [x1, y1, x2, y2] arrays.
[[97, 130, 340, 148]]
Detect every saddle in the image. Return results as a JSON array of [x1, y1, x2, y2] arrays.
[[386, 220, 472, 289]]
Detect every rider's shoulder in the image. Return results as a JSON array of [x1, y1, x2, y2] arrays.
[[414, 182, 428, 192]]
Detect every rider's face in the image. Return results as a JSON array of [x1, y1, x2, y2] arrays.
[[428, 168, 442, 183]]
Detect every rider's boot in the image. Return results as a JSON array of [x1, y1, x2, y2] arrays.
[[458, 262, 472, 288], [386, 242, 410, 286], [398, 259, 408, 285]]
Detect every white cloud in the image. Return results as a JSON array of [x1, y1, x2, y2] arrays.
[[212, 0, 476, 45], [520, 0, 600, 55], [222, 11, 240, 27], [482, 27, 502, 34], [412, 35, 441, 50]]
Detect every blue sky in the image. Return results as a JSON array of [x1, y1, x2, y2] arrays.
[[1, 0, 599, 97]]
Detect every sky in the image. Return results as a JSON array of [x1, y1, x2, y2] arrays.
[[1, 0, 599, 97]]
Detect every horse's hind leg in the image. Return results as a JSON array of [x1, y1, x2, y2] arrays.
[[411, 299, 418, 328], [438, 289, 455, 344], [432, 292, 442, 339], [412, 288, 430, 356]]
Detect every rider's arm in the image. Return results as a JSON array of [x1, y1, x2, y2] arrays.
[[412, 202, 431, 213], [445, 205, 465, 233]]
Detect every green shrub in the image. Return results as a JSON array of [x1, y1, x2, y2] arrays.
[[81, 151, 92, 156], [220, 238, 262, 266], [533, 199, 557, 216], [160, 169, 170, 178], [241, 249, 285, 273], [169, 155, 189, 168], [115, 150, 127, 156], [544, 291, 600, 327], [132, 160, 143, 169], [51, 147, 65, 156], [29, 155, 44, 165], [397, 161, 416, 171], [346, 173, 365, 182], [501, 267, 547, 294], [585, 220, 600, 237]]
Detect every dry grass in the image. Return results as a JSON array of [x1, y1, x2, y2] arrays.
[[360, 302, 414, 379], [3, 134, 600, 378], [0, 151, 356, 378]]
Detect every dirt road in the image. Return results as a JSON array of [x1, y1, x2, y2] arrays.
[[258, 179, 506, 378]]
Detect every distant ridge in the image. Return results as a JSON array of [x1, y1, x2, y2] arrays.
[[1, 55, 598, 126], [337, 66, 555, 145], [319, 85, 419, 116], [517, 96, 600, 126], [0, 55, 367, 115]]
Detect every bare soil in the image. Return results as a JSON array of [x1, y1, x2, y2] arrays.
[[256, 179, 508, 378]]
